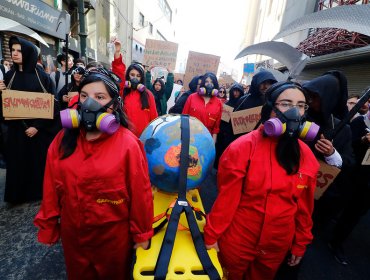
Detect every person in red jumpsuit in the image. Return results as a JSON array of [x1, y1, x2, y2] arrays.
[[111, 38, 158, 137], [204, 82, 320, 280], [182, 72, 222, 142], [34, 68, 154, 279]]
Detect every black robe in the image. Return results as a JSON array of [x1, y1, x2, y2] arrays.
[[3, 36, 60, 203], [215, 84, 244, 168], [303, 71, 355, 225]]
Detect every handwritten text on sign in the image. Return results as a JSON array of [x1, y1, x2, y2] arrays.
[[143, 39, 178, 71], [2, 90, 54, 119], [183, 51, 220, 91], [230, 106, 262, 134], [314, 160, 341, 200], [221, 104, 234, 122]]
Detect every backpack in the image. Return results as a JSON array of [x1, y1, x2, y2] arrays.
[[55, 70, 61, 90]]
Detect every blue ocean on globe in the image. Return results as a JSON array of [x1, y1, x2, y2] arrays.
[[140, 114, 215, 192]]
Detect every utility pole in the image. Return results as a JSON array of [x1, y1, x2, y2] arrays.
[[78, 0, 87, 59]]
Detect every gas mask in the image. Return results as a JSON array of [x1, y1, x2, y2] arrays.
[[264, 107, 320, 141], [125, 78, 146, 92], [60, 97, 120, 135], [198, 84, 218, 96]]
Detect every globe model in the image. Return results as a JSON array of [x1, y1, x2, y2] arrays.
[[140, 114, 215, 192]]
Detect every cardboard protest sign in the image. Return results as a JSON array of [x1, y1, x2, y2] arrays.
[[230, 106, 262, 134], [174, 73, 185, 84], [151, 67, 168, 81], [221, 104, 234, 122], [183, 51, 220, 91], [218, 75, 236, 88], [143, 39, 178, 71], [361, 148, 370, 165], [314, 160, 341, 200], [2, 90, 54, 119]]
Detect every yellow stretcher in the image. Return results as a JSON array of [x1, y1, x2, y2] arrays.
[[133, 188, 223, 280]]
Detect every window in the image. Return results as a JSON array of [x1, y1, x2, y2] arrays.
[[149, 23, 153, 34], [139, 12, 144, 26], [158, 0, 172, 23]]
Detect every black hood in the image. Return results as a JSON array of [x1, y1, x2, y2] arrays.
[[9, 36, 38, 73], [303, 71, 348, 122], [249, 71, 277, 97], [227, 83, 244, 107], [188, 75, 202, 93]]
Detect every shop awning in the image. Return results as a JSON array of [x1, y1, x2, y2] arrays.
[[0, 16, 49, 47]]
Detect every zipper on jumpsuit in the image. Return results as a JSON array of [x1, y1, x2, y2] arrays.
[[255, 140, 273, 256]]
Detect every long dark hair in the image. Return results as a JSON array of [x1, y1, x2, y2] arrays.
[[59, 73, 129, 159], [123, 63, 149, 109], [261, 81, 307, 174], [200, 72, 219, 90]]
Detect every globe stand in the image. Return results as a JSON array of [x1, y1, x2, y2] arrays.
[[151, 115, 221, 279]]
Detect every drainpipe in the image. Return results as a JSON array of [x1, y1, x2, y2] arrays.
[[78, 0, 87, 59]]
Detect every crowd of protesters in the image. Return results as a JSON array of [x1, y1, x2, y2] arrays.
[[0, 35, 369, 279]]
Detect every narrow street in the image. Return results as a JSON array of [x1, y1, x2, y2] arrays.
[[0, 169, 369, 279]]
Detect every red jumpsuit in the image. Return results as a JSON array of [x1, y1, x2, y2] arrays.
[[122, 89, 158, 137], [182, 93, 222, 135], [111, 54, 158, 137], [204, 127, 319, 280], [34, 127, 154, 279], [111, 53, 126, 98]]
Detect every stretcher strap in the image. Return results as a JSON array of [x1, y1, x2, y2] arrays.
[[153, 115, 221, 280], [153, 200, 206, 234]]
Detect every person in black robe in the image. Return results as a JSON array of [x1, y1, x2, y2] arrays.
[[168, 75, 202, 114], [2, 36, 59, 204], [214, 83, 244, 168], [303, 70, 355, 223], [327, 111, 370, 265], [234, 70, 277, 112]]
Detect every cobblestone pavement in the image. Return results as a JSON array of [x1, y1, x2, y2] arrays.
[[1, 169, 369, 279]]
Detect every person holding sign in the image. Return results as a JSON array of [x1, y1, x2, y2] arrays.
[[215, 83, 245, 168], [1, 36, 59, 204], [327, 97, 370, 265], [182, 72, 222, 142], [145, 66, 174, 116], [34, 68, 153, 279], [302, 71, 355, 227], [111, 38, 158, 137], [204, 82, 320, 280]]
